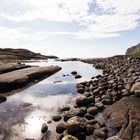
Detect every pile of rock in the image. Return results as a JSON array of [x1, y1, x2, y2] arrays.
[[51, 55, 140, 140]]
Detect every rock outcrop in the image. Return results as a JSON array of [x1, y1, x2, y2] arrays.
[[0, 66, 61, 93], [102, 96, 140, 140], [126, 43, 140, 56], [0, 62, 31, 74]]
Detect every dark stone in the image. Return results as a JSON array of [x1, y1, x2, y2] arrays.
[[93, 129, 107, 139], [85, 113, 94, 120], [60, 106, 70, 112], [75, 75, 82, 79], [86, 125, 94, 135], [66, 116, 87, 135], [77, 88, 85, 94], [76, 96, 89, 107], [41, 123, 48, 133], [63, 109, 77, 122], [95, 102, 104, 110], [102, 99, 113, 105], [76, 107, 87, 117], [87, 106, 99, 115], [56, 123, 66, 134], [71, 71, 77, 75], [52, 115, 62, 122], [47, 120, 52, 124]]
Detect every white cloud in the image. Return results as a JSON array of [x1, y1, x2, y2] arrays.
[[0, 0, 140, 39]]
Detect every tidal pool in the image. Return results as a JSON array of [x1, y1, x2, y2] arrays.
[[0, 59, 102, 140]]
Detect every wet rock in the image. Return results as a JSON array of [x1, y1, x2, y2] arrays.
[[85, 113, 94, 120], [77, 88, 84, 94], [102, 95, 111, 99], [96, 75, 102, 79], [102, 99, 113, 105], [93, 129, 107, 139], [76, 96, 89, 106], [52, 115, 62, 122], [75, 75, 82, 79], [71, 71, 77, 75], [56, 123, 66, 134], [66, 116, 87, 134], [86, 124, 94, 135], [87, 106, 99, 115], [0, 95, 7, 103], [41, 123, 48, 133], [87, 96, 95, 104], [63, 109, 77, 122], [47, 120, 52, 124], [95, 102, 104, 110], [62, 135, 78, 140], [76, 107, 87, 117], [110, 91, 118, 97], [61, 106, 70, 112]]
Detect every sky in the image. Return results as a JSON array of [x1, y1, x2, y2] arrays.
[[0, 0, 140, 58]]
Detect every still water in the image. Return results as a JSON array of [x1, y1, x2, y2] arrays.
[[0, 59, 102, 140]]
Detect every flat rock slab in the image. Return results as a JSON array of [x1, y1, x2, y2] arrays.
[[101, 96, 140, 140], [0, 66, 61, 92], [0, 62, 31, 74]]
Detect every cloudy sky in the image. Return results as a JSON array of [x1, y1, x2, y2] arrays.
[[0, 0, 140, 58]]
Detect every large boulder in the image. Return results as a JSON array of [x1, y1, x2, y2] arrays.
[[101, 97, 140, 139]]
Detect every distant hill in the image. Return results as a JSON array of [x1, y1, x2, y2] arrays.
[[126, 43, 140, 56], [0, 48, 58, 60]]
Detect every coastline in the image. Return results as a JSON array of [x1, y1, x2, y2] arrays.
[[0, 55, 140, 140]]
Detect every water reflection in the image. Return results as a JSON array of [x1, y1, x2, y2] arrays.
[[0, 60, 102, 140]]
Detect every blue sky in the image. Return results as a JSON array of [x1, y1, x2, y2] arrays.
[[0, 0, 140, 58]]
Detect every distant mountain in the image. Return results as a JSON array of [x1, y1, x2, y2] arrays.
[[0, 48, 58, 60], [126, 43, 140, 56]]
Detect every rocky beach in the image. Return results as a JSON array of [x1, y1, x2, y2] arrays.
[[0, 49, 140, 140]]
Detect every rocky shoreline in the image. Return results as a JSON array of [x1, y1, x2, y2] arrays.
[[44, 55, 140, 140]]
